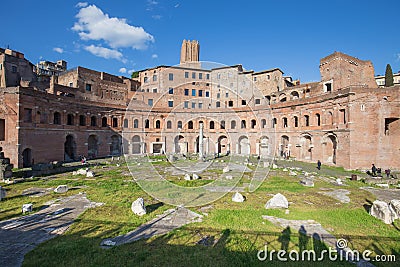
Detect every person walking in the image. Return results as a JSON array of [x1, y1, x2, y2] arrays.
[[317, 160, 321, 170]]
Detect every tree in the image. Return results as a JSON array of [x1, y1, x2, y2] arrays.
[[131, 71, 139, 79], [385, 64, 394, 87]]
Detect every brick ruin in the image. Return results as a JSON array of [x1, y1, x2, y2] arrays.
[[0, 41, 399, 170]]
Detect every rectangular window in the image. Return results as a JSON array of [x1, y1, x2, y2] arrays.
[[217, 93, 220, 99], [168, 73, 174, 81], [148, 99, 153, 106], [184, 89, 189, 96], [339, 109, 346, 124], [153, 88, 157, 93], [0, 119, 5, 141], [216, 101, 221, 108], [192, 102, 196, 109], [168, 100, 173, 107], [228, 101, 233, 107], [192, 72, 196, 79], [86, 84, 92, 92], [255, 99, 261, 105], [185, 72, 189, 78], [242, 100, 246, 105], [206, 73, 210, 80], [253, 77, 257, 81], [144, 77, 148, 83], [0, 63, 2, 70], [198, 90, 203, 97], [198, 102, 203, 109], [12, 66, 17, 73], [153, 75, 157, 81], [23, 108, 32, 123], [199, 73, 203, 79], [69, 82, 73, 87], [225, 92, 229, 98], [184, 101, 189, 108], [169, 88, 174, 94], [205, 91, 210, 97], [192, 89, 196, 96]]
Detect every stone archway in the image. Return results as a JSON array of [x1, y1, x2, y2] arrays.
[[300, 135, 312, 160], [238, 136, 250, 155], [132, 135, 141, 154], [174, 135, 187, 154], [88, 135, 98, 158], [110, 135, 121, 156], [218, 135, 228, 155], [64, 135, 76, 161], [280, 135, 290, 158], [22, 148, 32, 168], [323, 134, 337, 164]]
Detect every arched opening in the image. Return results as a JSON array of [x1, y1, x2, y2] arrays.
[[132, 135, 141, 154], [327, 111, 333, 125], [123, 118, 128, 128], [279, 93, 287, 102], [22, 148, 32, 168], [241, 120, 246, 129], [261, 119, 266, 128], [324, 134, 337, 164], [304, 115, 310, 126], [316, 113, 321, 126], [220, 120, 225, 129], [155, 120, 161, 129], [91, 116, 97, 127], [272, 118, 277, 128], [218, 135, 229, 155], [238, 136, 250, 155], [53, 112, 61, 125], [251, 119, 256, 129], [145, 119, 150, 128], [88, 135, 98, 158], [67, 114, 74, 125], [133, 119, 139, 128], [188, 121, 194, 129], [177, 121, 182, 129], [280, 135, 290, 158], [112, 118, 118, 127], [101, 117, 108, 127], [294, 116, 299, 127], [64, 135, 76, 161], [291, 91, 299, 99], [79, 115, 86, 126], [231, 120, 236, 129], [174, 135, 187, 154], [166, 120, 172, 129], [283, 117, 288, 128], [110, 135, 121, 155], [209, 121, 215, 129], [301, 135, 312, 160]]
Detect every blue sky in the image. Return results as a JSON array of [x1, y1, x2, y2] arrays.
[[1, 0, 399, 82]]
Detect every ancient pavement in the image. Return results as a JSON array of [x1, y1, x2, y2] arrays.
[[101, 206, 202, 247], [0, 193, 102, 267]]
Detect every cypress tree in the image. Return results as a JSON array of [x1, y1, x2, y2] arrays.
[[385, 64, 394, 87]]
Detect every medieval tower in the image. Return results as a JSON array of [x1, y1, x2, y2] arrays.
[[180, 40, 200, 65]]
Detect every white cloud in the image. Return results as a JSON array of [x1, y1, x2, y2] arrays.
[[72, 4, 154, 50], [53, 47, 64, 53], [152, 15, 162, 20], [152, 54, 158, 59], [127, 69, 135, 75], [76, 2, 88, 8], [396, 53, 400, 61], [119, 67, 127, 73], [174, 3, 180, 8], [84, 45, 126, 63]]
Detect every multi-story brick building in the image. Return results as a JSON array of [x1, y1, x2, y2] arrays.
[[0, 41, 399, 170]]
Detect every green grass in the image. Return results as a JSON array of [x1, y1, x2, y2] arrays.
[[1, 158, 399, 267]]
